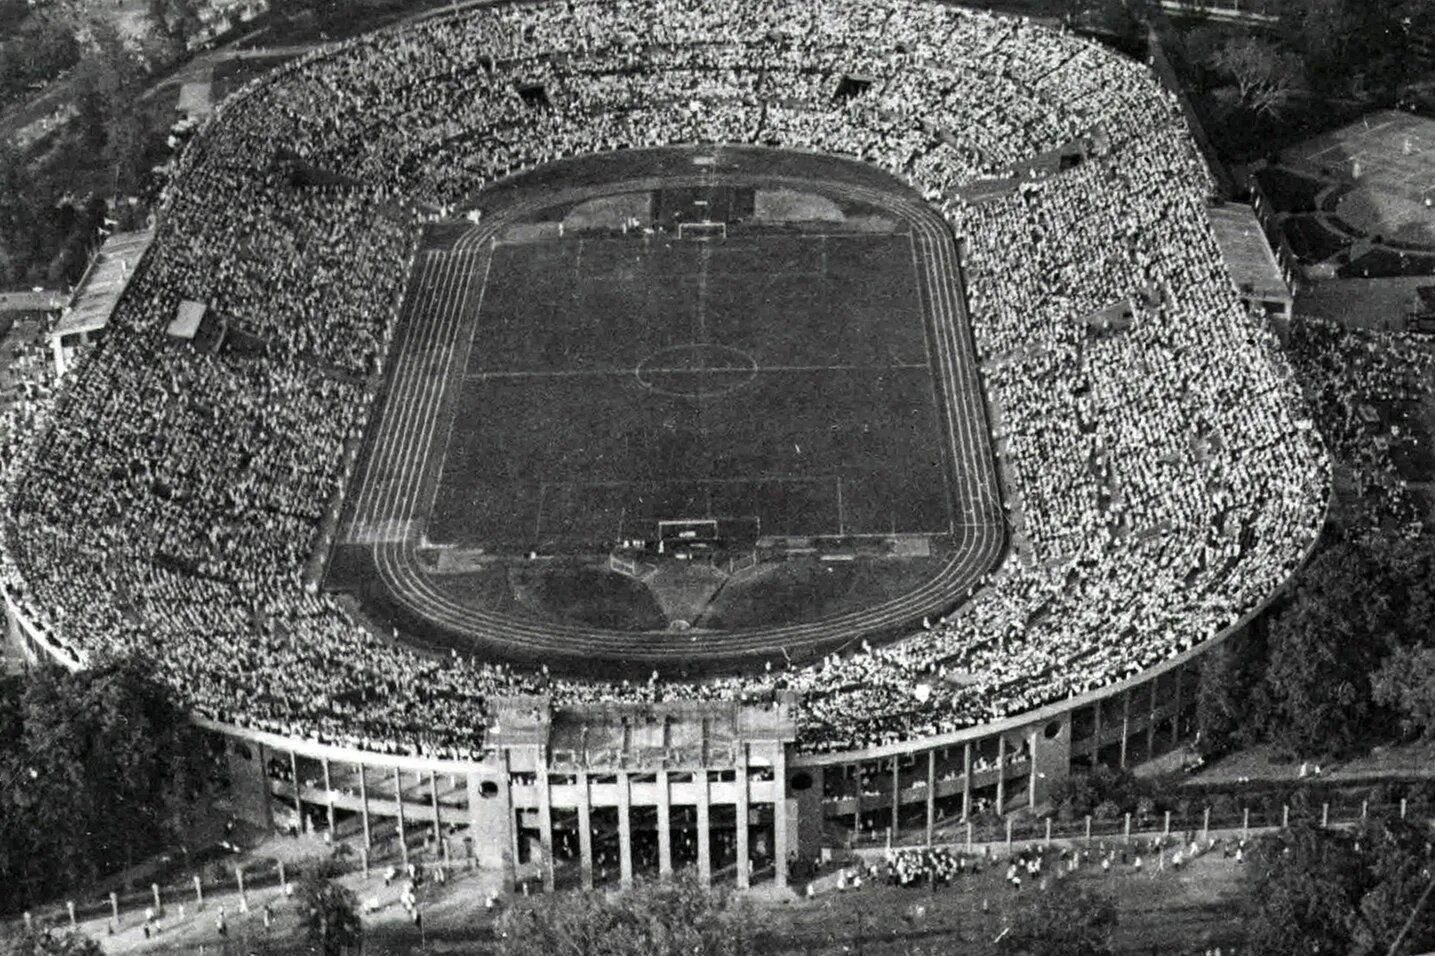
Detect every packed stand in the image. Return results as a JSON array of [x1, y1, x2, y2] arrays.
[[0, 0, 1326, 759]]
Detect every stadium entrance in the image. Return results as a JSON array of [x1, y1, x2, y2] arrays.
[[327, 146, 1004, 677]]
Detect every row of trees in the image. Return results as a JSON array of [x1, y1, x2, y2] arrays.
[[1099, 0, 1435, 159], [493, 871, 1120, 956], [0, 659, 214, 916], [0, 0, 209, 290], [0, 14, 156, 289], [1196, 534, 1435, 760], [0, 5, 80, 111]]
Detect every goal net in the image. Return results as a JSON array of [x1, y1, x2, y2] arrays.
[[657, 518, 719, 556], [677, 221, 727, 240]]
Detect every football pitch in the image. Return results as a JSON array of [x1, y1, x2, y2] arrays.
[[429, 231, 951, 551], [330, 147, 1004, 675]]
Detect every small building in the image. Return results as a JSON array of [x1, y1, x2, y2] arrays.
[[48, 229, 153, 376], [1208, 202, 1294, 321]]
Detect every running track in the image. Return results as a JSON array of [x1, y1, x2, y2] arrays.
[[338, 165, 1005, 674]]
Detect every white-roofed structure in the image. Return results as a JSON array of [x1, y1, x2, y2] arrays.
[[48, 229, 153, 376]]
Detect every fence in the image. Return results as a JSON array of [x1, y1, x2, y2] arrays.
[[10, 827, 489, 939], [844, 797, 1434, 853], [12, 796, 1433, 939]]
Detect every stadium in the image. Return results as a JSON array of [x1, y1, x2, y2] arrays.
[[1, 0, 1328, 892]]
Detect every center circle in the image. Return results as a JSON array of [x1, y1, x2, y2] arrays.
[[635, 342, 759, 398]]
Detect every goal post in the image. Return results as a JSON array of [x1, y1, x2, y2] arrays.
[[676, 221, 726, 240], [656, 518, 719, 555]]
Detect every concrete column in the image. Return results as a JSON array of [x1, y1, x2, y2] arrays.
[[995, 736, 1007, 813], [1091, 704, 1102, 764], [961, 742, 972, 820], [924, 749, 936, 846], [430, 770, 443, 842], [394, 767, 407, 862], [1028, 729, 1039, 809], [322, 758, 336, 836], [537, 769, 554, 893], [736, 748, 751, 889], [852, 764, 862, 836], [657, 770, 673, 879], [466, 763, 515, 892], [289, 750, 300, 822], [696, 771, 712, 885], [1147, 682, 1158, 759], [1171, 670, 1183, 746], [617, 771, 634, 888], [890, 756, 901, 838], [577, 772, 594, 890], [772, 749, 788, 890], [1119, 691, 1131, 768], [359, 765, 371, 848]]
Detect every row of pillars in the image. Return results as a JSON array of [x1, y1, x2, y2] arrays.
[[277, 748, 789, 894], [852, 727, 1045, 845], [526, 752, 789, 893], [1086, 676, 1185, 768], [279, 750, 454, 866]]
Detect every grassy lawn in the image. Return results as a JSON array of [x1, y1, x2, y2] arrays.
[[98, 846, 1251, 954]]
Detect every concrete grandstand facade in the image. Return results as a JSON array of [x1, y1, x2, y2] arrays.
[[6, 567, 1306, 891]]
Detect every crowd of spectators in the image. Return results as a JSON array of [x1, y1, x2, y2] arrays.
[[1284, 318, 1433, 541], [0, 0, 1326, 760]]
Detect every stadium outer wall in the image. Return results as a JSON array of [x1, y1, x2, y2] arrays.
[[3, 516, 1321, 893]]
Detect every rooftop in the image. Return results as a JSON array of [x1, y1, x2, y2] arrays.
[[1208, 202, 1290, 304], [52, 230, 154, 339]]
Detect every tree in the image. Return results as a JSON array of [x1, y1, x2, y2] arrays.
[[0, 930, 103, 956], [0, 15, 80, 107], [1371, 646, 1435, 742], [1207, 36, 1307, 117], [146, 0, 204, 61], [1194, 631, 1265, 756], [1349, 817, 1435, 956], [1258, 594, 1388, 757], [0, 658, 211, 915], [70, 18, 150, 194], [1090, 0, 1146, 46], [1245, 817, 1435, 956], [297, 874, 363, 956], [1050, 764, 1145, 820], [1252, 541, 1404, 758], [1244, 823, 1367, 956], [1273, 0, 1431, 100], [496, 873, 750, 956], [996, 883, 1117, 956]]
